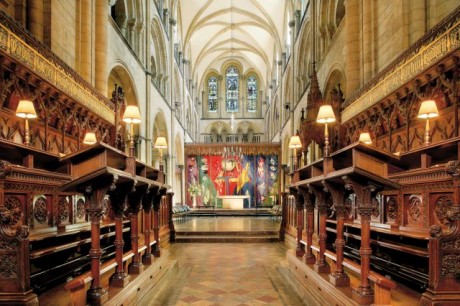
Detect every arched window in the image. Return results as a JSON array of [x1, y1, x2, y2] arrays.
[[247, 75, 257, 112], [226, 66, 239, 112], [335, 0, 345, 27], [208, 76, 218, 112]]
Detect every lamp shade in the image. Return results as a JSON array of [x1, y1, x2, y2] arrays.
[[154, 136, 167, 149], [83, 132, 97, 145], [122, 105, 141, 123], [16, 100, 37, 118], [289, 135, 302, 149], [417, 100, 438, 119], [316, 105, 336, 123], [358, 132, 372, 144]]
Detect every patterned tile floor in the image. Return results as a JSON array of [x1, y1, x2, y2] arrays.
[[150, 242, 306, 306], [151, 216, 303, 305]]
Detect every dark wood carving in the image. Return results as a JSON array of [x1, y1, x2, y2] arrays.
[[421, 160, 460, 305], [290, 186, 305, 257]]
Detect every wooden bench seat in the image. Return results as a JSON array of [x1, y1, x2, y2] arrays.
[[64, 244, 152, 306], [308, 244, 397, 305]]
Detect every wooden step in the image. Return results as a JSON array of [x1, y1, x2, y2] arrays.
[[175, 234, 280, 243], [175, 229, 280, 243], [176, 230, 279, 236]]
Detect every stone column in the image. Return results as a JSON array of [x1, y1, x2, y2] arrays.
[[79, 0, 92, 82], [362, 0, 373, 83], [343, 176, 375, 305], [344, 0, 360, 93], [95, 0, 108, 94], [27, 0, 43, 41], [323, 181, 350, 287]]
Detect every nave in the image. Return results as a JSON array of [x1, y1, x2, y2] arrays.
[[150, 242, 304, 306]]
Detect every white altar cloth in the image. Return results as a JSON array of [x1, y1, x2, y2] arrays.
[[218, 195, 250, 209]]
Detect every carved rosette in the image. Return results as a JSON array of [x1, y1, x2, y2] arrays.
[[57, 196, 70, 223], [33, 196, 48, 224], [4, 196, 22, 226]]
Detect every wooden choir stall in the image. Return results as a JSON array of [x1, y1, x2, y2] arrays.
[[0, 13, 174, 305], [281, 8, 460, 306]]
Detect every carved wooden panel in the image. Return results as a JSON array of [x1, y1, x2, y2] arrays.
[[56, 196, 70, 225], [441, 238, 460, 278], [404, 194, 427, 227], [384, 195, 398, 224], [73, 195, 86, 223], [432, 194, 454, 230], [4, 196, 22, 226], [343, 196, 353, 221], [370, 195, 382, 223], [32, 194, 49, 228]]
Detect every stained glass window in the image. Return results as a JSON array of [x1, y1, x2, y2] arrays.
[[247, 75, 257, 112], [226, 66, 239, 112], [208, 76, 218, 112]]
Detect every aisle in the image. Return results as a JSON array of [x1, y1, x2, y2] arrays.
[[150, 243, 306, 306]]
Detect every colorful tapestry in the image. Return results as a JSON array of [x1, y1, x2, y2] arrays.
[[186, 154, 279, 208]]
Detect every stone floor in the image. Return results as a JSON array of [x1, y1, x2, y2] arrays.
[[174, 216, 280, 232], [151, 217, 303, 305], [149, 242, 305, 306]]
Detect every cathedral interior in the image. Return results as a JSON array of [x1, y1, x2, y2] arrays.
[[0, 0, 459, 305]]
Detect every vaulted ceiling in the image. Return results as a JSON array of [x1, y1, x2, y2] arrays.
[[178, 0, 288, 88]]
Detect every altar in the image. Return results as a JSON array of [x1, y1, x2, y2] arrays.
[[218, 195, 250, 209]]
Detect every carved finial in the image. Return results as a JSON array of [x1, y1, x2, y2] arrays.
[[446, 161, 460, 177], [0, 160, 12, 178], [430, 225, 442, 238]]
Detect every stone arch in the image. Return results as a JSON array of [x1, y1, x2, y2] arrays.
[[335, 0, 345, 28], [111, 0, 128, 31], [151, 17, 168, 93], [152, 111, 168, 168], [296, 20, 312, 92], [108, 62, 140, 154], [323, 66, 346, 151], [323, 65, 346, 103]]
